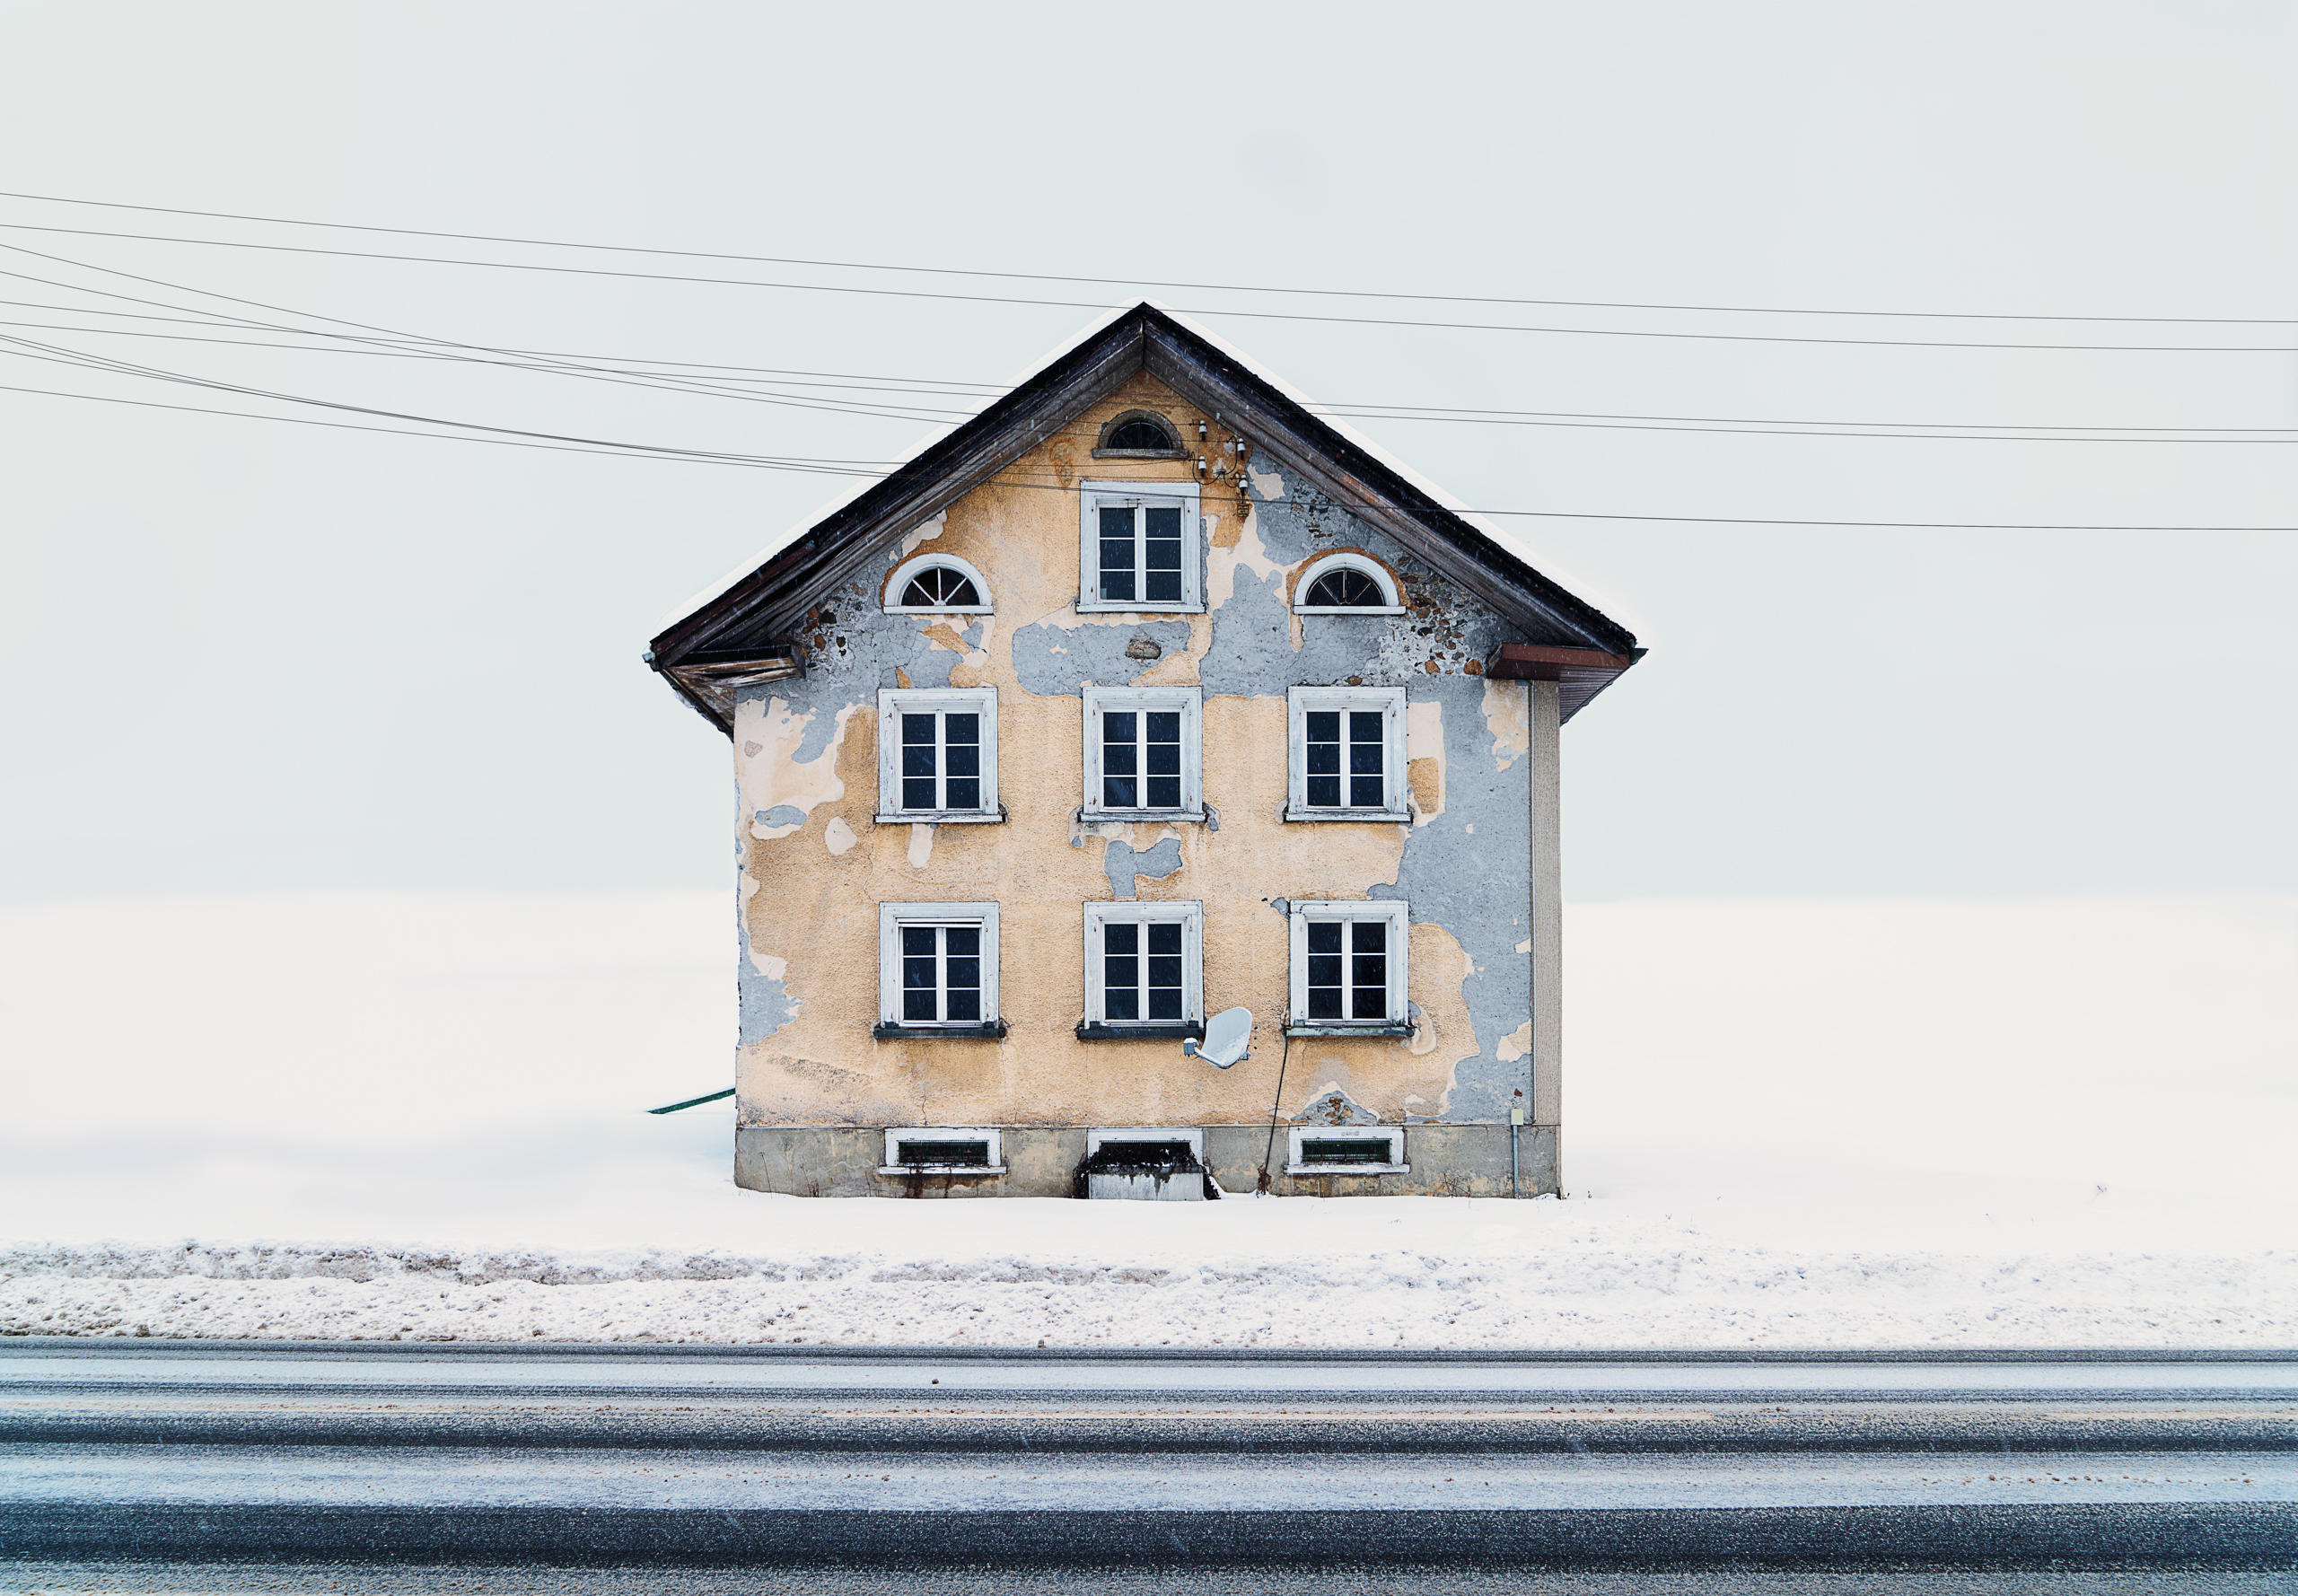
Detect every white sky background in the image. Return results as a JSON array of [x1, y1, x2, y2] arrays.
[[0, 2, 2293, 900]]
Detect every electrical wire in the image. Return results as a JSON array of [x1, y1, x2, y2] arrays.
[[5, 187, 2293, 327], [4, 220, 2295, 353]]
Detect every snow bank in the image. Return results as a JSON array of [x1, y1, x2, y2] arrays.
[[1, 892, 2292, 1347]]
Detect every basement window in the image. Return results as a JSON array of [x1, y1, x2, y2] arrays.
[[1080, 900, 1204, 1037], [1287, 899, 1411, 1033], [881, 1127, 1005, 1174], [1286, 1126, 1406, 1175], [1082, 686, 1204, 820], [1285, 686, 1408, 821], [876, 688, 1000, 822], [876, 902, 1004, 1036], [1078, 481, 1204, 612]]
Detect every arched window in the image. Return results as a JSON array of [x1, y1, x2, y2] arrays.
[[885, 552, 994, 614], [1094, 409, 1184, 457], [1293, 552, 1404, 614]]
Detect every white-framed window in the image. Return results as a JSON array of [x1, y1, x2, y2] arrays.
[[885, 552, 994, 614], [1082, 686, 1203, 819], [1293, 551, 1405, 614], [881, 1127, 1004, 1174], [1083, 900, 1204, 1033], [876, 688, 999, 822], [1078, 480, 1203, 612], [1287, 899, 1410, 1030], [1286, 1125, 1407, 1175], [877, 902, 1001, 1032], [1286, 686, 1408, 820], [1086, 1127, 1206, 1162]]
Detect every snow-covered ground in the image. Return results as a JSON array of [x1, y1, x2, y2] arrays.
[[2, 892, 2292, 1347]]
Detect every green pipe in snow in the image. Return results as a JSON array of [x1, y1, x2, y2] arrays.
[[646, 1087, 735, 1115]]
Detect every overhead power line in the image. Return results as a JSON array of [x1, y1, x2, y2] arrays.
[[3, 219, 2295, 353], [6, 378, 2291, 532], [4, 187, 2293, 328]]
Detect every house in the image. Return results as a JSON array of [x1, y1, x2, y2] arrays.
[[645, 304, 1641, 1197]]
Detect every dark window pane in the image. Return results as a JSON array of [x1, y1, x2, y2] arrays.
[[944, 926, 979, 957], [943, 777, 979, 810], [901, 777, 937, 810], [945, 956, 979, 992], [1350, 712, 1383, 742], [902, 714, 935, 745], [903, 955, 937, 990], [902, 745, 936, 777], [1145, 570, 1181, 604], [1100, 562, 1136, 603], [1306, 711, 1339, 742], [902, 927, 935, 956], [1146, 776, 1180, 809], [941, 574, 981, 606], [1105, 986, 1139, 1021], [1308, 922, 1343, 954], [1308, 985, 1343, 1019], [1104, 775, 1137, 808], [1149, 986, 1183, 1021], [1352, 953, 1388, 992], [1147, 955, 1183, 990], [1349, 743, 1383, 775], [943, 713, 978, 744], [1350, 775, 1385, 807], [903, 988, 935, 1022], [1305, 743, 1339, 776], [1306, 776, 1338, 806], [1352, 922, 1386, 952], [1351, 986, 1388, 1019], [1144, 506, 1182, 545], [1148, 922, 1183, 956], [1146, 711, 1180, 744], [943, 745, 979, 778], [945, 987, 981, 1022], [1103, 922, 1137, 955]]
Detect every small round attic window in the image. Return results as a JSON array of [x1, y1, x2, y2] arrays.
[[1294, 552, 1403, 614], [1095, 410, 1183, 456], [885, 553, 993, 613]]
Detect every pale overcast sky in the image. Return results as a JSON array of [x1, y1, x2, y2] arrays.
[[2, 2, 2292, 901]]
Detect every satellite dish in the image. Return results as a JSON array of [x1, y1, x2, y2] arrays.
[[1184, 1006, 1253, 1069]]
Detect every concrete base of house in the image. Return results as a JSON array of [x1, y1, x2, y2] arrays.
[[732, 1124, 1559, 1199]]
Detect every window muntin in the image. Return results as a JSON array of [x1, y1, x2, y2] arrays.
[[1105, 415, 1177, 452], [878, 903, 1000, 1031], [884, 552, 993, 614], [1077, 481, 1203, 612], [901, 922, 982, 1024], [1293, 552, 1404, 614], [1286, 687, 1408, 820], [1083, 900, 1205, 1030], [1082, 687, 1203, 818], [1287, 899, 1409, 1029], [876, 688, 998, 820]]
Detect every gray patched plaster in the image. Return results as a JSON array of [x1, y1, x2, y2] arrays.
[[1104, 836, 1184, 899], [1012, 618, 1193, 696], [755, 805, 809, 830], [737, 899, 799, 1047]]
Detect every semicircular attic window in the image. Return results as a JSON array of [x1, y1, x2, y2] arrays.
[[1094, 410, 1185, 457], [885, 553, 994, 614], [1294, 552, 1404, 614]]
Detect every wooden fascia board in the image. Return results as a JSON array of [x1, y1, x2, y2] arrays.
[[1139, 331, 1633, 653], [651, 327, 1150, 662]]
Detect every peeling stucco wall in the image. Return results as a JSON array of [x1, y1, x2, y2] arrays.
[[731, 373, 1541, 1133]]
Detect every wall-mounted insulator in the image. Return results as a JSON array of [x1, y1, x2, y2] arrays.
[[1197, 419, 1208, 440], [1195, 455, 1208, 476]]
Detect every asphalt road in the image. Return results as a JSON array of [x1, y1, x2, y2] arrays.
[[2, 1341, 2292, 1581]]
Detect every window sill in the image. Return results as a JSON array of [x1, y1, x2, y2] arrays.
[[1286, 1162, 1410, 1177], [1285, 1022, 1416, 1039], [1073, 602, 1207, 617], [878, 1163, 1007, 1177], [873, 810, 1006, 825], [872, 1021, 1010, 1040], [885, 605, 995, 617], [1076, 1022, 1206, 1042], [1283, 809, 1411, 824], [1294, 605, 1408, 617]]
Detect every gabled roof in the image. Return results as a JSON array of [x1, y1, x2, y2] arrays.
[[648, 303, 1641, 727]]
